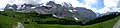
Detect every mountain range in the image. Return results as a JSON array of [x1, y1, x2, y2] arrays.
[[1, 1, 120, 24]]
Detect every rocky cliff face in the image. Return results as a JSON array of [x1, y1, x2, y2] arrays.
[[74, 7, 96, 24], [4, 1, 96, 24]]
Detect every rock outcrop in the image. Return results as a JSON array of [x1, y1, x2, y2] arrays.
[[4, 1, 97, 24]]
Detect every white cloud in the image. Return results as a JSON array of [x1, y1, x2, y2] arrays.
[[84, 5, 98, 12], [104, 0, 118, 7], [98, 7, 110, 14], [53, 0, 84, 7], [0, 0, 12, 11], [0, 0, 99, 13], [84, 0, 98, 12], [0, 0, 120, 14], [98, 0, 120, 14], [84, 0, 97, 5], [52, 0, 98, 13]]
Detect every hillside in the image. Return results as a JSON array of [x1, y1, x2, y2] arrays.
[[0, 9, 119, 28]]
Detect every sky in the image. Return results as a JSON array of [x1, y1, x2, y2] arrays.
[[0, 0, 120, 14]]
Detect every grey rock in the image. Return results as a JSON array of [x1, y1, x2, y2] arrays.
[[11, 4, 18, 10], [4, 4, 11, 10], [5, 1, 97, 24], [74, 7, 96, 24], [62, 2, 73, 8], [35, 6, 51, 14]]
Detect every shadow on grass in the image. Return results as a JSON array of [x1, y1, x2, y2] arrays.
[[1, 10, 120, 26], [85, 12, 120, 25], [30, 12, 120, 26]]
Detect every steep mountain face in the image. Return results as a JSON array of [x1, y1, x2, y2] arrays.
[[74, 7, 96, 24], [11, 4, 18, 10], [35, 1, 57, 14], [3, 1, 97, 24], [4, 4, 11, 10]]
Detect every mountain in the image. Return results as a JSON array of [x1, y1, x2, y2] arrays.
[[97, 12, 120, 18], [0, 7, 120, 28], [2, 1, 97, 24], [11, 4, 18, 10], [4, 4, 11, 10], [74, 7, 96, 24]]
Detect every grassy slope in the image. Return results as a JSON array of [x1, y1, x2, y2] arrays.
[[24, 16, 120, 28], [0, 14, 17, 28], [0, 9, 119, 28]]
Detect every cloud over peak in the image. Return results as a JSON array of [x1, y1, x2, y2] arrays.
[[0, 0, 120, 14]]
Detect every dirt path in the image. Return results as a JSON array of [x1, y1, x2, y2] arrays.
[[113, 19, 120, 28], [16, 22, 25, 28]]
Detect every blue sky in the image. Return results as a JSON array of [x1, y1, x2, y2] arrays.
[[91, 0, 105, 9], [0, 0, 119, 14], [78, 0, 105, 10]]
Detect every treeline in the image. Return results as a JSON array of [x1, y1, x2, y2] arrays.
[[85, 12, 120, 25], [28, 12, 120, 26], [1, 9, 120, 26]]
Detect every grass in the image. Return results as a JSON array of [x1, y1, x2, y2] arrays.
[[0, 9, 119, 28], [23, 16, 120, 28], [0, 14, 17, 28]]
